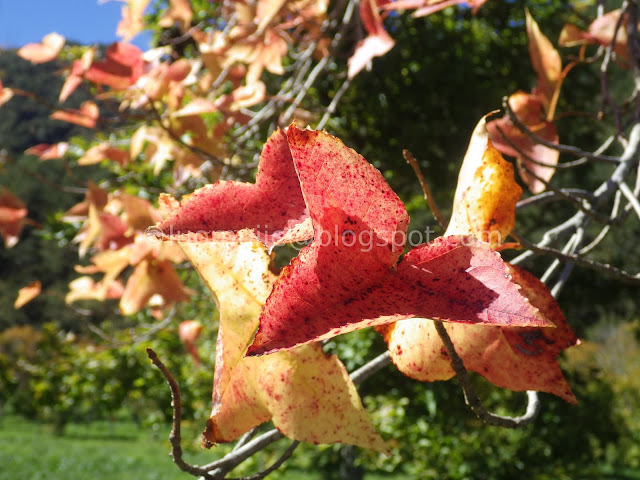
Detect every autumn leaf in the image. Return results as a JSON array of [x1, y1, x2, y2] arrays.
[[247, 127, 548, 355], [487, 92, 559, 194], [78, 143, 129, 166], [447, 115, 522, 247], [66, 276, 124, 304], [179, 320, 203, 366], [120, 258, 193, 315], [25, 142, 70, 161], [84, 42, 144, 90], [59, 48, 95, 103], [17, 32, 65, 64], [14, 281, 42, 309], [62, 182, 108, 222], [0, 188, 28, 248], [559, 9, 631, 61], [526, 9, 562, 110], [0, 79, 14, 107], [378, 265, 578, 403], [348, 0, 395, 79], [486, 11, 562, 193], [381, 0, 487, 18], [158, 0, 193, 32], [378, 114, 577, 402], [51, 100, 99, 129], [117, 0, 152, 41], [179, 240, 387, 451], [156, 128, 312, 249]]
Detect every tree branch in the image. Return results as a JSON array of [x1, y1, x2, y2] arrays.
[[433, 321, 540, 428]]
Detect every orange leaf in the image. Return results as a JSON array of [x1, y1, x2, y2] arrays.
[[0, 188, 28, 248], [78, 143, 129, 166], [560, 10, 631, 61], [14, 281, 42, 309], [120, 258, 193, 315], [25, 142, 70, 160], [379, 265, 578, 403], [487, 92, 559, 193], [17, 32, 65, 64], [84, 42, 143, 90], [51, 101, 99, 129], [0, 79, 14, 107], [526, 9, 562, 107], [117, 0, 151, 41], [179, 320, 203, 365], [158, 0, 193, 32], [180, 241, 388, 451], [348, 0, 395, 78], [447, 115, 522, 246]]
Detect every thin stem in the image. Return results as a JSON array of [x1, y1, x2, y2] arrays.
[[502, 98, 621, 164], [433, 321, 540, 428], [146, 348, 215, 479], [403, 149, 448, 229]]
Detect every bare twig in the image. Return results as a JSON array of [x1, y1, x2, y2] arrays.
[[146, 348, 215, 479], [403, 149, 448, 229], [433, 321, 540, 428], [502, 98, 621, 164]]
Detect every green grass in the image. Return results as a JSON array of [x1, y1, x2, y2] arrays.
[[0, 415, 219, 480]]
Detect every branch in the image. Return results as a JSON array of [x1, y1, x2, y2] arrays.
[[502, 97, 621, 164], [433, 321, 540, 428], [403, 149, 448, 229], [512, 231, 640, 285], [146, 348, 215, 480]]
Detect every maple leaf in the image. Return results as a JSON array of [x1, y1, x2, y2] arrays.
[[155, 128, 312, 249], [247, 126, 548, 355], [17, 32, 65, 64], [526, 9, 562, 110], [178, 239, 387, 451], [0, 188, 29, 248], [117, 0, 152, 41], [59, 48, 95, 103], [0, 79, 15, 107], [448, 115, 522, 247], [120, 258, 193, 315], [14, 281, 42, 309], [25, 143, 70, 161], [381, 0, 487, 18], [559, 9, 632, 61], [378, 265, 578, 403], [179, 320, 203, 366], [78, 143, 129, 166], [158, 0, 193, 32], [66, 276, 124, 304], [84, 42, 144, 90], [378, 114, 578, 402], [51, 100, 99, 129], [487, 92, 559, 194], [348, 0, 395, 79], [487, 12, 561, 193]]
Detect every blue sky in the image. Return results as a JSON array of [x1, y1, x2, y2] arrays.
[[0, 0, 151, 50]]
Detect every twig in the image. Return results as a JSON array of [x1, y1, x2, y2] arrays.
[[316, 76, 352, 130], [433, 321, 540, 428], [350, 351, 391, 385], [227, 441, 300, 480], [502, 98, 621, 164], [512, 232, 640, 285], [403, 149, 448, 229], [146, 348, 215, 480], [619, 180, 640, 219]]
